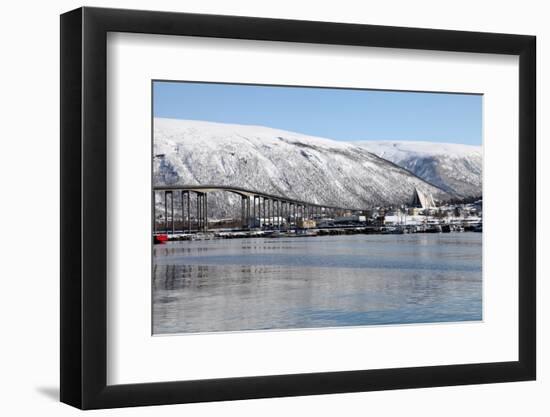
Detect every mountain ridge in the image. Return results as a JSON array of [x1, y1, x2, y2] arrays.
[[153, 118, 456, 217], [354, 140, 482, 198]]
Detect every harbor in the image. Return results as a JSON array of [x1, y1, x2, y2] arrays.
[[153, 188, 483, 333], [155, 222, 481, 243], [153, 232, 482, 334]]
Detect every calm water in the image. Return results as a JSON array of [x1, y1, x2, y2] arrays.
[[153, 233, 482, 334]]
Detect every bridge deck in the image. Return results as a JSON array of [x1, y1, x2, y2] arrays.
[[153, 184, 366, 211]]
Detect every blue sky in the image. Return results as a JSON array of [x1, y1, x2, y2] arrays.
[[153, 81, 482, 145]]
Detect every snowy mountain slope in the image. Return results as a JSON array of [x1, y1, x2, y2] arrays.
[[153, 119, 450, 217], [355, 141, 482, 198]]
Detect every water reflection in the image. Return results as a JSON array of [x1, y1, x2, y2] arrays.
[[153, 234, 482, 334]]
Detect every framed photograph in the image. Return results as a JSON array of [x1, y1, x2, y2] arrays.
[[60, 7, 536, 409]]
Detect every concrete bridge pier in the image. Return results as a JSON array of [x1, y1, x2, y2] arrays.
[[240, 195, 251, 229], [203, 193, 208, 231], [164, 190, 175, 234], [181, 190, 190, 232], [196, 193, 201, 232], [247, 196, 251, 228], [278, 201, 282, 228], [196, 192, 201, 231], [279, 200, 282, 229], [276, 200, 280, 229], [268, 198, 272, 228], [193, 192, 207, 232], [264, 197, 268, 229], [261, 196, 265, 228], [181, 191, 187, 232], [256, 196, 260, 228], [253, 195, 258, 228], [253, 197, 256, 228]]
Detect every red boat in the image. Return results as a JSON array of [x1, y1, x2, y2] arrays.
[[153, 234, 169, 244]]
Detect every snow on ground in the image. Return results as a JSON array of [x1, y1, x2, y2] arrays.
[[355, 140, 482, 197], [153, 119, 451, 217]]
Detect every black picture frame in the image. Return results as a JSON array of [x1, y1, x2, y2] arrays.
[[60, 6, 536, 410]]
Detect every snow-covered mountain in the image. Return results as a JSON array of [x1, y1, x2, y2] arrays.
[[153, 119, 450, 217], [355, 141, 482, 198]]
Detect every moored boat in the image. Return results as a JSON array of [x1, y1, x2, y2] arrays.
[[153, 234, 169, 244]]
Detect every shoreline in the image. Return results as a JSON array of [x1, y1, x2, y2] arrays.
[[154, 223, 482, 242]]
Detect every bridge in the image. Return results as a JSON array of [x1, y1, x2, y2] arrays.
[[153, 185, 368, 234]]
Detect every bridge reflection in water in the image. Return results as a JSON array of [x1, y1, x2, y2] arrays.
[[153, 185, 367, 234]]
